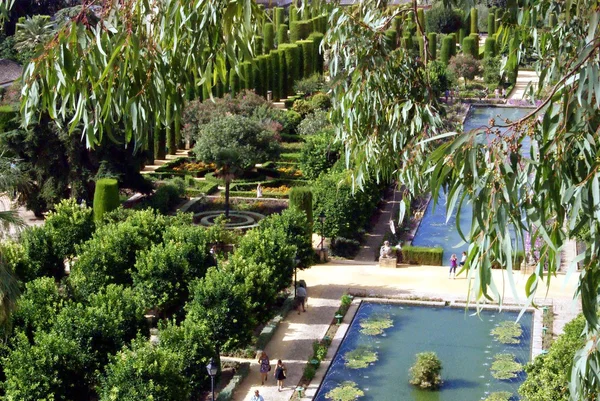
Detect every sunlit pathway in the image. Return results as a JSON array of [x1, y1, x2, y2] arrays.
[[509, 70, 540, 100]]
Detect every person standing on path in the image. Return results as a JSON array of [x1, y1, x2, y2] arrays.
[[256, 183, 263, 198], [296, 285, 307, 314], [459, 251, 467, 268], [258, 351, 270, 385], [251, 389, 264, 401], [274, 360, 287, 391], [449, 254, 458, 279]]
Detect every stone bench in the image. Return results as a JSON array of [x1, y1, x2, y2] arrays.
[[379, 257, 398, 268]]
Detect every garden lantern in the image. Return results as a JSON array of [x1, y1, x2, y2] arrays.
[[319, 212, 326, 251], [206, 358, 218, 401]]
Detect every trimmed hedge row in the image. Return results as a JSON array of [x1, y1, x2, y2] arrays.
[[224, 191, 290, 199], [401, 245, 444, 266], [230, 179, 311, 191]]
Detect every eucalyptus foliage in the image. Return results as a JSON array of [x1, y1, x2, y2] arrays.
[[326, 0, 600, 398], [17, 0, 259, 149]]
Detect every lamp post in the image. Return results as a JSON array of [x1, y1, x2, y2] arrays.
[[318, 212, 326, 251], [206, 358, 218, 401], [294, 255, 300, 298]]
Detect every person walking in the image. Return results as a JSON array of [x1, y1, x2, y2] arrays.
[[251, 389, 265, 401], [296, 284, 307, 314], [258, 351, 270, 385], [274, 360, 287, 391], [256, 183, 263, 198], [449, 254, 458, 279]]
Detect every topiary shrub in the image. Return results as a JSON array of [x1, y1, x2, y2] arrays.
[[427, 32, 437, 60], [418, 36, 424, 58], [263, 23, 275, 52], [417, 9, 425, 33], [495, 8, 503, 31], [277, 23, 289, 45], [385, 29, 398, 49], [93, 178, 120, 223], [440, 35, 455, 65], [274, 7, 284, 32], [491, 353, 523, 380], [241, 61, 253, 90], [290, 20, 311, 42], [359, 314, 393, 336], [491, 321, 523, 344], [470, 32, 480, 57], [307, 32, 325, 73], [325, 381, 364, 401], [289, 187, 313, 228], [470, 7, 478, 33], [280, 44, 302, 92], [484, 36, 497, 58], [409, 352, 443, 390], [229, 69, 240, 96], [548, 12, 557, 27], [270, 50, 282, 101], [297, 39, 314, 78], [254, 36, 263, 55], [289, 5, 299, 23], [488, 13, 495, 35], [462, 36, 477, 58]]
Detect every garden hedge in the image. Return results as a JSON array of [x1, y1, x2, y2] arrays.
[[401, 246, 444, 266], [308, 32, 325, 73], [277, 23, 289, 45], [470, 7, 478, 34], [274, 7, 284, 32], [427, 32, 437, 60], [470, 33, 480, 58], [279, 44, 302, 94], [263, 23, 275, 52], [270, 50, 282, 101], [462, 36, 477, 58], [488, 13, 495, 35], [417, 9, 425, 33], [242, 62, 252, 90], [418, 36, 424, 58], [289, 6, 299, 23], [297, 40, 314, 78], [277, 50, 288, 97], [290, 21, 311, 42], [289, 187, 313, 228], [484, 37, 497, 58], [440, 35, 455, 65], [229, 70, 240, 96], [459, 28, 466, 45], [93, 178, 120, 223], [403, 33, 413, 52], [385, 29, 398, 49], [495, 8, 503, 31], [255, 36, 263, 55]]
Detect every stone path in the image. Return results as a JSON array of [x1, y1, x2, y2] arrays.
[[508, 70, 539, 100], [0, 195, 45, 235], [354, 186, 402, 263]]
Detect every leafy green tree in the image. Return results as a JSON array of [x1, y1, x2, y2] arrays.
[[300, 129, 341, 180], [426, 60, 451, 98], [3, 331, 90, 401], [9, 277, 66, 340], [193, 115, 280, 217], [448, 54, 482, 88], [186, 268, 254, 355], [18, 226, 63, 282], [519, 315, 586, 401], [425, 5, 463, 34], [44, 198, 95, 261], [98, 339, 190, 401], [51, 285, 147, 375]]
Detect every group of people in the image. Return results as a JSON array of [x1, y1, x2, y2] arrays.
[[254, 351, 287, 396], [449, 251, 467, 279]]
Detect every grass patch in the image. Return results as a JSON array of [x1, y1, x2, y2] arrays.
[[359, 314, 393, 336], [490, 353, 523, 380], [491, 321, 523, 344], [542, 305, 554, 349], [325, 381, 364, 401], [344, 346, 378, 369]]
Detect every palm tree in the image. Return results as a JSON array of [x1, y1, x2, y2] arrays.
[[0, 155, 25, 326], [13, 15, 54, 53]]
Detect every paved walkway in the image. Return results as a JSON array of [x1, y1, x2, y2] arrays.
[[230, 260, 581, 401], [354, 186, 402, 262], [509, 70, 539, 100]]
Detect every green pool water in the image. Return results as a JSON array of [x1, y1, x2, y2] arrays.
[[314, 302, 532, 401]]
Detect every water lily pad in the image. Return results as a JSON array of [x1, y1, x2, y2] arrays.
[[326, 381, 364, 401], [491, 321, 522, 344], [344, 346, 378, 369], [490, 353, 523, 380], [359, 314, 393, 336]]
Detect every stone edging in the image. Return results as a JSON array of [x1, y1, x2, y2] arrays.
[[216, 363, 250, 401], [256, 294, 295, 351]]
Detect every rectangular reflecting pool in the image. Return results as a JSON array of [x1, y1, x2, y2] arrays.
[[314, 302, 532, 401], [412, 107, 531, 260]]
